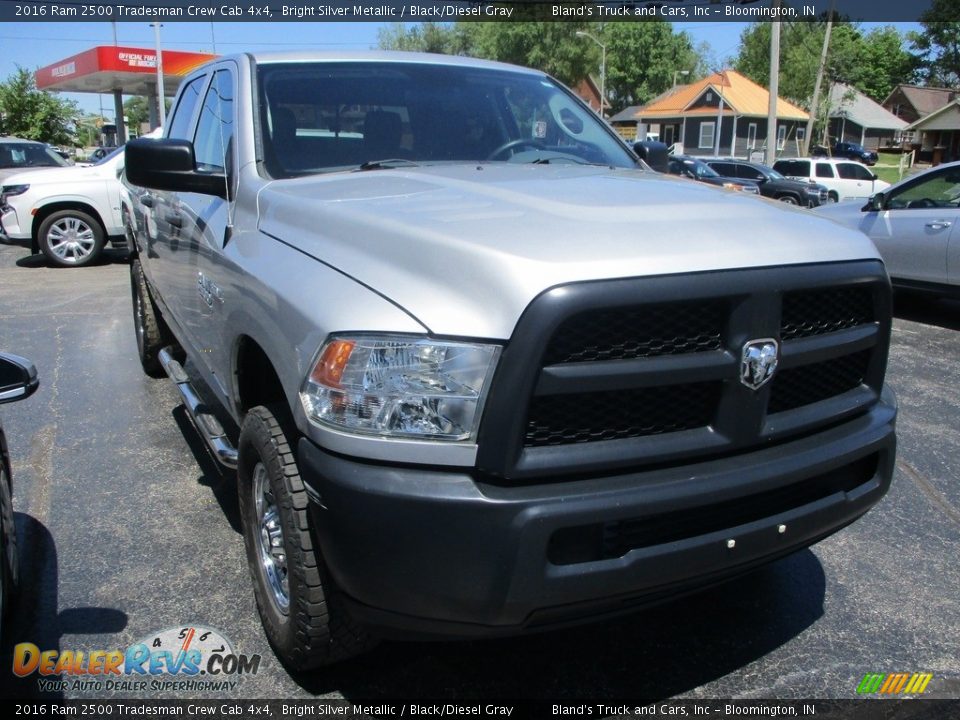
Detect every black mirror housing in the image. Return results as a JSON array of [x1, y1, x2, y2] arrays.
[[125, 138, 229, 199], [633, 140, 670, 174], [0, 352, 39, 405], [864, 192, 885, 212]]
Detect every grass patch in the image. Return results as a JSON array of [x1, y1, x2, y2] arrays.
[[873, 151, 922, 184]]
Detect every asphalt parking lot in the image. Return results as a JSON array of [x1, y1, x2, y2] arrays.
[[0, 239, 958, 702]]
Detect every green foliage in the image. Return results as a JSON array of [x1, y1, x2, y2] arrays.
[[376, 21, 706, 113], [856, 26, 918, 102], [735, 21, 916, 106], [602, 22, 703, 110], [377, 22, 472, 55], [124, 96, 150, 133], [460, 23, 593, 88], [910, 0, 960, 87], [0, 66, 78, 145]]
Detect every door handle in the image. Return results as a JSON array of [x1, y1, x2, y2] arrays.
[[164, 212, 182, 228], [140, 195, 154, 208], [926, 221, 952, 230]]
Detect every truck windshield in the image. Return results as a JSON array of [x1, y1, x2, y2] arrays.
[[257, 61, 637, 177]]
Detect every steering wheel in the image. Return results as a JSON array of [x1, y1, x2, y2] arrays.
[[487, 139, 546, 160], [906, 198, 937, 209]]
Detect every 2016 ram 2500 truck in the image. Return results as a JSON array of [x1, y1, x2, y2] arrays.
[[124, 52, 897, 670]]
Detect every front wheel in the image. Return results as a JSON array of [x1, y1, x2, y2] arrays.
[[130, 258, 169, 377], [237, 405, 375, 669], [37, 210, 105, 268], [0, 463, 19, 625], [778, 194, 799, 205]]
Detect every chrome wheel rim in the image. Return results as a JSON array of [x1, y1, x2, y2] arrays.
[[132, 270, 146, 352], [253, 462, 289, 613], [46, 217, 96, 263]]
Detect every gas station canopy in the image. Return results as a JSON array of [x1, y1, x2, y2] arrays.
[[36, 45, 216, 96]]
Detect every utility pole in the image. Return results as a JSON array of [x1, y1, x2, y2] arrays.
[[804, 6, 834, 155], [765, 17, 781, 166]]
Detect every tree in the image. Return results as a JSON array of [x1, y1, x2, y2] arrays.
[[124, 96, 150, 133], [909, 0, 960, 87], [377, 21, 705, 113], [855, 26, 917, 102], [602, 22, 703, 111], [735, 21, 859, 106], [461, 22, 593, 88], [0, 66, 78, 145], [735, 20, 914, 106], [377, 23, 471, 54]]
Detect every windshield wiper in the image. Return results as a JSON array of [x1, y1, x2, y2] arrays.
[[355, 158, 419, 171]]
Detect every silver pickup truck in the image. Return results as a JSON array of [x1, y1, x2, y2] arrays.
[[125, 51, 897, 670]]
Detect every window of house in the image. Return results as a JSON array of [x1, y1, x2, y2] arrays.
[[747, 123, 757, 149], [777, 124, 787, 151], [699, 122, 715, 149], [797, 127, 806, 143]]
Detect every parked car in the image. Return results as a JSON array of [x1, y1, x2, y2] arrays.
[[124, 51, 896, 669], [773, 157, 890, 203], [814, 160, 960, 295], [0, 137, 70, 183], [0, 146, 128, 267], [0, 352, 39, 639], [666, 155, 760, 194], [814, 141, 879, 166], [702, 158, 829, 207]]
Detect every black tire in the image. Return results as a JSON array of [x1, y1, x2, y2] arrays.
[[130, 258, 168, 377], [237, 405, 375, 669], [828, 191, 839, 203], [0, 462, 19, 624], [37, 209, 106, 268], [778, 194, 799, 205]]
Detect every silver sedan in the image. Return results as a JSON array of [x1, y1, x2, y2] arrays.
[[815, 161, 960, 294]]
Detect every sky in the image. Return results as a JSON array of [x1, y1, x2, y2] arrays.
[[0, 20, 921, 121]]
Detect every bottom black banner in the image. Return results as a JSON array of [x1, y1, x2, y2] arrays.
[[1, 700, 959, 720]]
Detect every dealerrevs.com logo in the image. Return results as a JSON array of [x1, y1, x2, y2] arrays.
[[13, 625, 262, 693]]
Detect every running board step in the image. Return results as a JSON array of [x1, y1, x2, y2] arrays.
[[158, 347, 239, 469]]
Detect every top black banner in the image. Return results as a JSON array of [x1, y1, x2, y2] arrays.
[[0, 0, 943, 23]]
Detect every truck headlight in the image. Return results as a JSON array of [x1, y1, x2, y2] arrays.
[[300, 335, 501, 441]]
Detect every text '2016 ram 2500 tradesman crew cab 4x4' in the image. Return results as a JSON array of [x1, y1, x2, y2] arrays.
[[124, 52, 897, 670]]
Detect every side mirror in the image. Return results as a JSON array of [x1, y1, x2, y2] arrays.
[[125, 138, 229, 199], [633, 140, 669, 174], [0, 352, 39, 404], [870, 173, 878, 181], [864, 192, 885, 212]]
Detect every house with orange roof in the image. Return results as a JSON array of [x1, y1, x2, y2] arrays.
[[610, 70, 810, 159]]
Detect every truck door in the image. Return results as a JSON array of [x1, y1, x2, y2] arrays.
[[137, 74, 208, 335], [178, 66, 238, 400]]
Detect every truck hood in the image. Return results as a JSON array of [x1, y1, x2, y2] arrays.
[[257, 164, 882, 339], [1, 164, 113, 187]]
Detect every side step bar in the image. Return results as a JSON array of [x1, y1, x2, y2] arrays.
[[158, 347, 239, 469]]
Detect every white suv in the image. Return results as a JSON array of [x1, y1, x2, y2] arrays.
[[0, 146, 126, 267], [773, 157, 890, 203]]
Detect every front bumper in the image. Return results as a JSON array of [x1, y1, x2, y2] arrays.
[[300, 388, 896, 639]]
